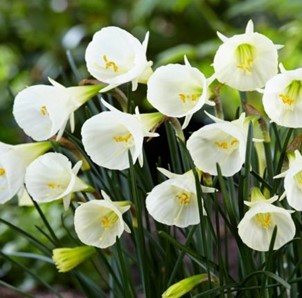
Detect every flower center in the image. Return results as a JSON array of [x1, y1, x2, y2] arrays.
[[100, 212, 119, 228], [47, 182, 62, 189], [0, 168, 6, 176], [176, 192, 191, 205], [178, 93, 200, 103], [294, 170, 302, 191], [214, 138, 239, 153], [279, 80, 302, 109], [113, 133, 134, 149], [103, 55, 119, 72], [40, 106, 49, 116], [235, 43, 255, 75], [255, 213, 272, 229]]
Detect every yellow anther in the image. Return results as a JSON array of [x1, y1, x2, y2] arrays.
[[47, 182, 62, 189], [178, 93, 199, 103], [236, 43, 254, 75], [100, 213, 118, 228], [40, 106, 48, 116], [255, 213, 272, 229], [113, 133, 132, 143], [294, 171, 302, 190], [0, 168, 6, 176], [215, 141, 228, 150], [279, 94, 295, 106], [103, 55, 119, 72], [176, 192, 191, 205]]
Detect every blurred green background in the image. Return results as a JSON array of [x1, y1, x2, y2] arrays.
[[1, 0, 302, 294]]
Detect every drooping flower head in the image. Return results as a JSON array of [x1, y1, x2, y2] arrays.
[[186, 113, 248, 177], [25, 152, 90, 210], [74, 191, 131, 249], [274, 150, 302, 211], [0, 141, 51, 204], [238, 188, 295, 251], [13, 78, 102, 141], [146, 168, 216, 228], [81, 100, 161, 170], [85, 26, 153, 92], [213, 20, 280, 91], [147, 57, 214, 129], [262, 66, 302, 128]]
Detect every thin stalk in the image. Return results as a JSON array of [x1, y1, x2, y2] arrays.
[[128, 152, 151, 298]]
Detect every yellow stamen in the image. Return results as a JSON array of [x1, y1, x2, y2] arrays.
[[103, 55, 119, 72], [255, 213, 272, 229], [215, 138, 239, 151], [236, 43, 255, 75], [40, 106, 48, 116], [0, 168, 6, 176], [294, 170, 302, 191], [113, 133, 133, 143], [176, 192, 191, 205], [47, 182, 62, 189], [215, 141, 228, 150], [279, 80, 302, 108], [178, 93, 200, 103], [100, 212, 119, 228]]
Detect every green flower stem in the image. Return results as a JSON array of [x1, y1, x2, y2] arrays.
[[128, 152, 151, 298]]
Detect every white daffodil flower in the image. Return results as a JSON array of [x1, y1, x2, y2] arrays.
[[262, 66, 302, 128], [81, 100, 160, 171], [85, 26, 153, 92], [238, 188, 295, 251], [13, 78, 102, 141], [25, 152, 90, 210], [74, 191, 131, 249], [147, 57, 214, 129], [146, 168, 216, 228], [213, 20, 280, 91], [274, 150, 302, 211], [186, 113, 247, 177], [0, 141, 51, 204]]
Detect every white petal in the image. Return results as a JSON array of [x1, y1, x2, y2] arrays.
[[82, 110, 144, 170], [147, 63, 208, 120], [74, 200, 126, 248]]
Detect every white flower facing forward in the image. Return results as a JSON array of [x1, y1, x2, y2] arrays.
[[262, 66, 302, 128], [74, 191, 131, 249], [13, 78, 102, 141], [85, 26, 153, 92], [213, 20, 279, 91], [147, 57, 214, 129], [25, 152, 90, 210], [0, 142, 51, 204], [274, 150, 302, 211], [81, 100, 160, 171], [238, 188, 295, 251], [186, 113, 247, 177], [146, 168, 216, 228]]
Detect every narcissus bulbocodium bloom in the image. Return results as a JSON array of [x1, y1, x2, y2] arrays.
[[238, 188, 295, 251], [52, 246, 96, 272], [81, 100, 161, 170], [274, 150, 302, 211], [85, 26, 153, 92], [0, 141, 51, 204], [262, 65, 302, 128], [146, 168, 216, 228], [147, 56, 214, 129], [74, 190, 131, 249], [25, 152, 90, 210], [213, 20, 280, 91], [186, 113, 248, 177], [13, 78, 102, 141]]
